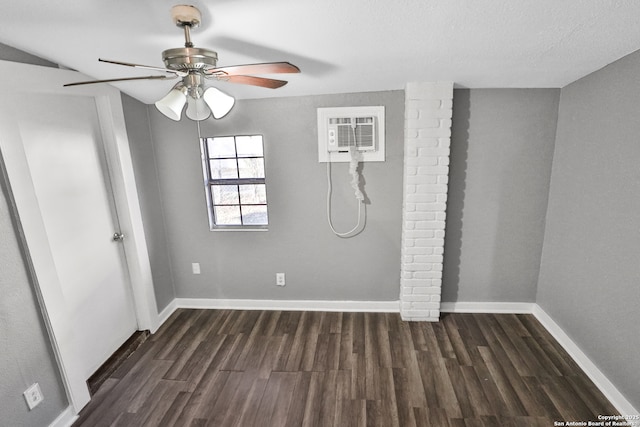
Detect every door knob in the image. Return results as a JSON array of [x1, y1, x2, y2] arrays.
[[112, 232, 125, 242]]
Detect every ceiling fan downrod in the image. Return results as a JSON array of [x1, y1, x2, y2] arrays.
[[171, 6, 200, 47], [182, 24, 194, 48], [171, 4, 201, 47]]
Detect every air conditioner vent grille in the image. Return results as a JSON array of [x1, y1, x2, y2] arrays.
[[335, 121, 374, 149], [328, 116, 376, 152]]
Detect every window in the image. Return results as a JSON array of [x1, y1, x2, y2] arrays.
[[200, 135, 268, 230]]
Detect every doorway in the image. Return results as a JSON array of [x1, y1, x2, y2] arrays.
[[0, 59, 159, 412]]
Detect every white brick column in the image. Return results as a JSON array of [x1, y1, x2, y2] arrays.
[[400, 82, 453, 321]]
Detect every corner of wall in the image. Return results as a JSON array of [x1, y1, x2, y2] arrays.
[[144, 104, 178, 311], [533, 87, 562, 306]]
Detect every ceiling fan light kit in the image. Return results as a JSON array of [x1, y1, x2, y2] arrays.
[[64, 4, 300, 122], [154, 83, 188, 121], [203, 87, 236, 119], [155, 71, 236, 121], [186, 96, 211, 121]]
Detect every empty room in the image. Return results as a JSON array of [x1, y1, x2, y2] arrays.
[[0, 1, 638, 426]]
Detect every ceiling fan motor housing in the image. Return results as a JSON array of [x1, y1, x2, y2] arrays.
[[162, 47, 218, 70]]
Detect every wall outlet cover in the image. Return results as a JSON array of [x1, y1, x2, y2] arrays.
[[24, 383, 43, 410], [192, 263, 201, 275]]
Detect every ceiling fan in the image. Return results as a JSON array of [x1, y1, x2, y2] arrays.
[[64, 4, 300, 121]]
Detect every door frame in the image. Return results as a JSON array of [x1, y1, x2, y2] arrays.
[[0, 60, 159, 412]]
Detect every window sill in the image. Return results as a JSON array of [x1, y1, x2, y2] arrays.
[[209, 226, 269, 232]]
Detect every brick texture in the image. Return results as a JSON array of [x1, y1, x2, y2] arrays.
[[400, 82, 453, 322]]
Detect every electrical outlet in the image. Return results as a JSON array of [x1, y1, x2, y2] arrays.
[[276, 273, 285, 286], [192, 263, 200, 275], [23, 383, 43, 410]]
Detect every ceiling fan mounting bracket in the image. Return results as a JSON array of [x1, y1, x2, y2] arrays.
[[171, 5, 201, 29]]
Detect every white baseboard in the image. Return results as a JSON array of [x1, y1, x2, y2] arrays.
[[440, 301, 535, 314], [151, 298, 637, 416], [155, 298, 178, 332], [174, 298, 400, 313], [154, 298, 399, 327], [49, 406, 77, 427], [532, 305, 638, 416]]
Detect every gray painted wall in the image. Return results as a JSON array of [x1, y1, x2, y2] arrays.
[[443, 89, 560, 303], [121, 94, 176, 311], [145, 91, 405, 301], [0, 179, 68, 426], [139, 88, 561, 305], [0, 44, 69, 427], [537, 51, 640, 410], [0, 42, 57, 68]]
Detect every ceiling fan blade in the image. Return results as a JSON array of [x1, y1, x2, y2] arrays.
[[63, 75, 174, 87], [220, 75, 289, 89], [207, 62, 300, 76], [98, 58, 188, 77]]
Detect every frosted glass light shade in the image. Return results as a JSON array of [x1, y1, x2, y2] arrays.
[[186, 96, 211, 121], [155, 87, 187, 121], [203, 87, 235, 119]]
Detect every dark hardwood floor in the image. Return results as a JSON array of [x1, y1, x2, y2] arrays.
[[87, 330, 150, 396], [73, 309, 619, 426]]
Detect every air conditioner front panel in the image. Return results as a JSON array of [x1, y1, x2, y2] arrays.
[[317, 106, 385, 162]]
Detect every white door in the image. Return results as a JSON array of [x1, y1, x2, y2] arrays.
[[0, 60, 147, 398], [1, 60, 158, 412], [15, 92, 139, 377]]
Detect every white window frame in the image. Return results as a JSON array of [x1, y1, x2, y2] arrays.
[[200, 135, 269, 231]]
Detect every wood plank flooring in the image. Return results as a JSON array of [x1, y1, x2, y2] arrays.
[[87, 330, 150, 396], [73, 310, 619, 426]]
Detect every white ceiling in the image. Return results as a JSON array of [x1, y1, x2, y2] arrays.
[[1, 0, 640, 104]]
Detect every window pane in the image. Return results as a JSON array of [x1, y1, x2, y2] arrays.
[[238, 158, 265, 179], [211, 185, 239, 205], [241, 205, 268, 225], [208, 137, 236, 158], [214, 205, 242, 225], [202, 134, 268, 229], [209, 159, 238, 179], [239, 184, 267, 204], [236, 135, 263, 157]]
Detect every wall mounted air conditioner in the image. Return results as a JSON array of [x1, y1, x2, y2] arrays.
[[327, 116, 376, 152], [318, 106, 385, 162]]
